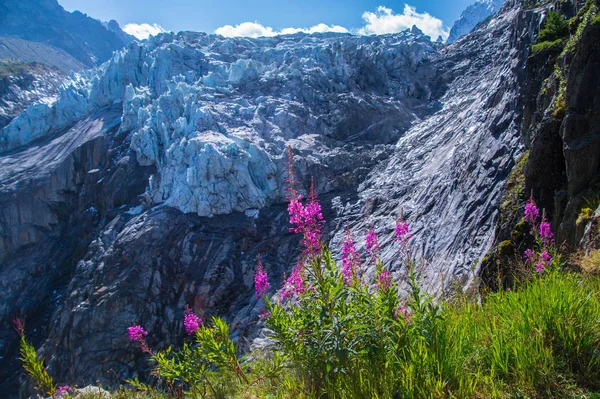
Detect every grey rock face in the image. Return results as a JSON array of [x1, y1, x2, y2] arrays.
[[0, 1, 538, 396], [0, 37, 86, 74], [562, 23, 600, 197]]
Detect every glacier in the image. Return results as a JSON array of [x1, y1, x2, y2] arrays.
[[2, 30, 437, 216]]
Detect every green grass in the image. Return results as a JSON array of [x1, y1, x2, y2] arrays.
[[109, 270, 600, 399], [532, 38, 566, 53], [18, 270, 600, 399]]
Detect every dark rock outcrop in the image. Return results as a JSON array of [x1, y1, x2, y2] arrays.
[[481, 2, 600, 289]]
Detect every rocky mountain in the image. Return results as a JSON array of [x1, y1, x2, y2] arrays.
[[0, 37, 85, 74], [0, 0, 134, 143], [0, 0, 132, 68], [447, 0, 505, 43], [4, 0, 598, 396]]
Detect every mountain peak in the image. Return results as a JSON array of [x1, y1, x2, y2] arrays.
[[447, 0, 504, 43]]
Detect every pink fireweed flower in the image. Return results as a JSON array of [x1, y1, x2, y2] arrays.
[[13, 317, 25, 337], [128, 324, 148, 342], [524, 248, 534, 264], [183, 307, 202, 336], [524, 195, 540, 226], [282, 262, 306, 301], [341, 227, 360, 285], [254, 255, 270, 299], [395, 307, 411, 324], [377, 269, 391, 290], [535, 262, 546, 274], [395, 218, 413, 244], [56, 386, 72, 397], [287, 179, 325, 258], [541, 249, 552, 266], [259, 308, 271, 319], [365, 226, 380, 263], [539, 220, 554, 245], [128, 323, 151, 354]]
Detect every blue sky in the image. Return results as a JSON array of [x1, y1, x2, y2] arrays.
[[58, 0, 475, 40]]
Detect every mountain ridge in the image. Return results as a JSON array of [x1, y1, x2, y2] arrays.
[[0, 0, 132, 68]]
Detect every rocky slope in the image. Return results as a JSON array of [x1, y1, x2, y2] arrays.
[[0, 59, 66, 129], [0, 0, 134, 135], [0, 0, 540, 396], [0, 37, 85, 74], [0, 0, 132, 68], [447, 0, 504, 43]]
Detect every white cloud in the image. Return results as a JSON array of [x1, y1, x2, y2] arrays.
[[213, 4, 449, 41], [359, 5, 449, 40], [215, 22, 276, 38], [123, 23, 168, 40], [280, 23, 349, 35], [215, 22, 348, 38]]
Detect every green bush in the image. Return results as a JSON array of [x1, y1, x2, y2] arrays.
[[538, 11, 570, 42]]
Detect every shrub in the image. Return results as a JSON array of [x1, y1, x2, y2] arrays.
[[531, 38, 566, 53], [13, 318, 57, 397], [538, 11, 570, 43]]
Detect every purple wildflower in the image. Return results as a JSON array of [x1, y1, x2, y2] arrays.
[[541, 249, 552, 268], [524, 248, 534, 264], [259, 308, 271, 319], [341, 227, 360, 285], [254, 255, 270, 299], [365, 226, 380, 263], [535, 262, 546, 274], [377, 270, 392, 290], [525, 196, 540, 226], [286, 148, 325, 258], [128, 323, 151, 354], [127, 324, 148, 342], [282, 262, 306, 301], [56, 386, 72, 397], [395, 218, 413, 244], [288, 184, 324, 257], [183, 307, 202, 336], [539, 220, 554, 245], [13, 317, 25, 337]]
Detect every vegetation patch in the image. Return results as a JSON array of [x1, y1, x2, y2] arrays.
[[532, 38, 566, 53], [499, 151, 529, 226], [538, 11, 570, 43]]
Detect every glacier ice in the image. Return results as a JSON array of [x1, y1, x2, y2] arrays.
[[1, 30, 437, 217]]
